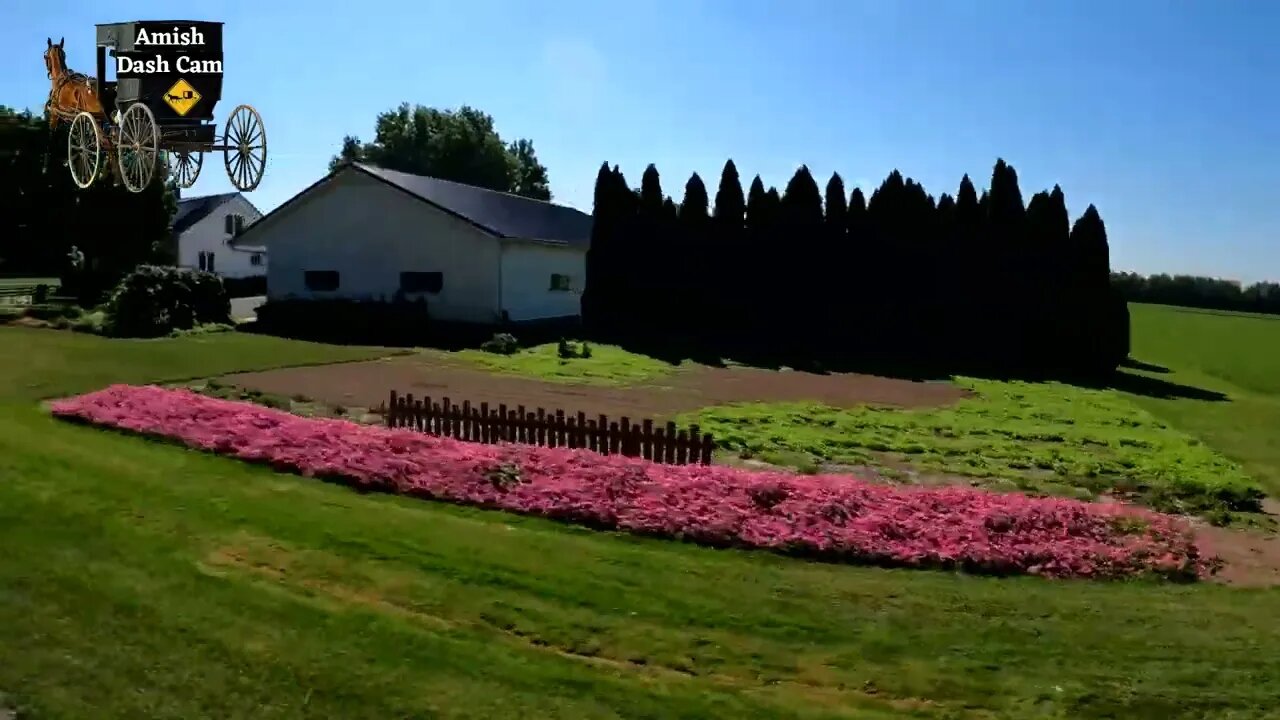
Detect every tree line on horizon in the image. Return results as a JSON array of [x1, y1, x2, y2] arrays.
[[582, 157, 1129, 375], [1111, 271, 1280, 316]]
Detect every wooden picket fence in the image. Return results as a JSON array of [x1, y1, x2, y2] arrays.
[[385, 391, 715, 465]]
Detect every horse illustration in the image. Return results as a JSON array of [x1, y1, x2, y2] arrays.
[[44, 37, 103, 129]]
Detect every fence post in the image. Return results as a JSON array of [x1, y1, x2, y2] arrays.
[[387, 390, 398, 428], [664, 421, 678, 464], [641, 419, 654, 460]]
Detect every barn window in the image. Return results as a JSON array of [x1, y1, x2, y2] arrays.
[[250, 253, 263, 266], [197, 251, 207, 271], [207, 252, 215, 273], [549, 273, 572, 291], [225, 214, 246, 236], [400, 271, 443, 294], [304, 270, 340, 291]]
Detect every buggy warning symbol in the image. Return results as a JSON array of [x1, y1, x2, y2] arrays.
[[163, 78, 201, 116]]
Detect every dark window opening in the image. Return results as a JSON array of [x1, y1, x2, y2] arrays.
[[400, 271, 443, 294], [207, 252, 215, 273], [250, 253, 263, 266], [549, 273, 572, 291], [225, 214, 246, 236], [305, 270, 340, 291], [197, 251, 207, 271]]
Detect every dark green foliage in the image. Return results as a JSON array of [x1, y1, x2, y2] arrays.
[[253, 297, 431, 345], [329, 104, 551, 200], [1113, 272, 1280, 315], [0, 107, 176, 302], [104, 266, 231, 338], [583, 156, 1129, 376]]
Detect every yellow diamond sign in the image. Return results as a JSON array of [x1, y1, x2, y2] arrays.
[[163, 78, 201, 117]]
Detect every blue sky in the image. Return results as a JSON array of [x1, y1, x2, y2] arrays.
[[5, 1, 1278, 282]]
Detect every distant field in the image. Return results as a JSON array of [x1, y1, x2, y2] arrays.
[[1124, 303, 1280, 497], [1129, 303, 1280, 396]]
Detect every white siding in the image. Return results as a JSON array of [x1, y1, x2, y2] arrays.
[[177, 194, 266, 279], [257, 170, 502, 323], [499, 241, 585, 321]]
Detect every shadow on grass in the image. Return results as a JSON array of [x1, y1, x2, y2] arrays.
[[1122, 357, 1171, 374]]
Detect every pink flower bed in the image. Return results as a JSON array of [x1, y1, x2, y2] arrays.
[[51, 385, 1215, 580]]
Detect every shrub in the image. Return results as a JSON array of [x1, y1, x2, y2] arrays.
[[222, 275, 267, 299], [480, 333, 520, 355], [103, 265, 231, 338], [169, 323, 235, 338], [556, 338, 591, 359], [254, 297, 430, 345], [32, 284, 49, 304]]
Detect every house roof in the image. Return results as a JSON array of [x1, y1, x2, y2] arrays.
[[172, 192, 261, 235], [235, 163, 592, 249], [354, 164, 593, 247]]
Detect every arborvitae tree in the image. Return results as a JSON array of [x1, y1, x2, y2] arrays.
[[639, 164, 664, 219], [763, 187, 782, 230], [582, 161, 615, 332], [1069, 205, 1111, 291], [713, 160, 745, 229], [710, 160, 748, 339], [745, 175, 768, 236], [936, 193, 957, 235], [1066, 204, 1127, 371], [782, 166, 824, 232], [824, 172, 848, 241], [987, 158, 1027, 234], [955, 174, 981, 239], [847, 187, 868, 241], [676, 172, 711, 335], [679, 172, 709, 227]]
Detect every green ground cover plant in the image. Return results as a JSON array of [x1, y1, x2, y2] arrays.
[[683, 378, 1262, 517]]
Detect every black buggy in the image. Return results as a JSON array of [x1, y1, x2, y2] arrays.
[[64, 20, 267, 193]]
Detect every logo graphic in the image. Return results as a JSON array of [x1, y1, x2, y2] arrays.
[[163, 78, 201, 116]]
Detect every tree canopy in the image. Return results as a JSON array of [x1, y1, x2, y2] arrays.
[[330, 104, 552, 200]]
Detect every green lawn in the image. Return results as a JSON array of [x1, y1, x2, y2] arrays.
[[2, 325, 1280, 718], [1123, 303, 1280, 498], [0, 276, 58, 288], [450, 342, 679, 385]]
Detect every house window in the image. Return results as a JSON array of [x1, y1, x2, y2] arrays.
[[197, 251, 207, 271], [400, 271, 443, 294], [250, 253, 263, 267], [549, 273, 572, 291], [305, 270, 340, 291], [206, 252, 215, 273], [225, 214, 246, 236]]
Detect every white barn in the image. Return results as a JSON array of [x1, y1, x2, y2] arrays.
[[172, 192, 266, 278], [232, 163, 592, 324]]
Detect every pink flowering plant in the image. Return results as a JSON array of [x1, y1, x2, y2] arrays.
[[50, 385, 1217, 581]]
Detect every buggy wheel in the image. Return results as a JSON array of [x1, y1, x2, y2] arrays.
[[67, 111, 102, 189], [167, 150, 204, 189], [223, 104, 266, 191], [117, 102, 159, 193]]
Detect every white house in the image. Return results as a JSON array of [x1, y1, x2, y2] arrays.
[[231, 163, 593, 324], [172, 192, 267, 278]]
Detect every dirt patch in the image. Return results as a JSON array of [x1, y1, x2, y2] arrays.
[[222, 355, 969, 421], [1196, 500, 1280, 587]]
